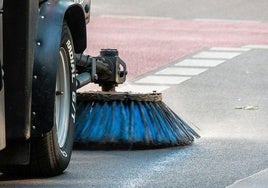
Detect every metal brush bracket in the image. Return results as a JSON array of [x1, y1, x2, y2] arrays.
[[75, 49, 127, 91]]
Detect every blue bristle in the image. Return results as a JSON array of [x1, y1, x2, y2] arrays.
[[74, 93, 200, 147]]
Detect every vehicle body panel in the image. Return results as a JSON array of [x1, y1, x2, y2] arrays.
[[0, 0, 88, 166], [0, 0, 5, 150]]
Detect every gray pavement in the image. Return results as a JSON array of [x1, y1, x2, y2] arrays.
[[0, 48, 267, 188], [227, 169, 268, 188], [162, 48, 268, 187]]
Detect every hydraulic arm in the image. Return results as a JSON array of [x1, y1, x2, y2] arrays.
[[76, 49, 127, 91]]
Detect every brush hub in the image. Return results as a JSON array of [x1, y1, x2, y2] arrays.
[[77, 91, 162, 102]]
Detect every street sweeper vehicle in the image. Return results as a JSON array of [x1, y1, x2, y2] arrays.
[[0, 0, 92, 177], [0, 0, 199, 177]]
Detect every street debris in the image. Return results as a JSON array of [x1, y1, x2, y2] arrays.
[[234, 105, 258, 110]]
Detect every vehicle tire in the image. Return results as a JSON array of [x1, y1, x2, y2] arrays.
[[0, 22, 76, 177], [30, 22, 76, 176]]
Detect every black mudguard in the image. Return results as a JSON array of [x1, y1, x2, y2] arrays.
[[0, 1, 5, 150], [3, 0, 39, 140], [31, 0, 86, 135]]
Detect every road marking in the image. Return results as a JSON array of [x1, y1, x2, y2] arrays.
[[135, 75, 190, 85], [243, 45, 268, 49], [210, 47, 250, 52], [194, 18, 261, 23], [175, 59, 225, 67], [117, 45, 259, 93], [100, 15, 173, 20], [155, 67, 207, 76], [193, 51, 241, 59], [226, 168, 268, 188]]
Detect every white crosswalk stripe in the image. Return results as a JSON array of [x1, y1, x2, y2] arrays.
[[175, 59, 225, 67], [193, 51, 241, 59], [210, 47, 250, 52], [118, 45, 256, 93], [243, 45, 268, 49], [156, 67, 207, 76]]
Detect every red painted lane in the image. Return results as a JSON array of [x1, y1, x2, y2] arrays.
[[84, 17, 268, 80]]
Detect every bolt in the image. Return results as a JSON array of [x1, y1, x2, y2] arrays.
[[56, 91, 64, 96], [94, 74, 98, 81]]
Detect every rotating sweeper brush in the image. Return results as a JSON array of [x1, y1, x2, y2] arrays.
[[74, 49, 199, 148]]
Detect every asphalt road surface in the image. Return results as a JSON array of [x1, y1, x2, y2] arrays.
[[1, 0, 268, 187]]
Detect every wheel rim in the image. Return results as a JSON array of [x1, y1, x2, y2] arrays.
[[55, 47, 71, 148]]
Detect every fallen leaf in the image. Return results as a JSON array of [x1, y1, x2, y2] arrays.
[[244, 106, 258, 110], [235, 105, 258, 110]]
